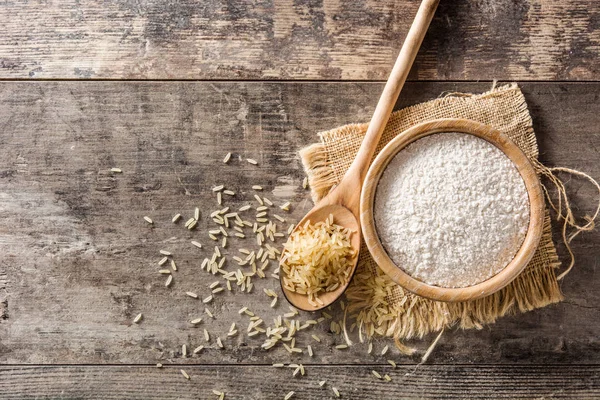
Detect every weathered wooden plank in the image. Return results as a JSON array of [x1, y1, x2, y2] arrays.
[[0, 82, 598, 366], [0, 1, 599, 80], [1, 365, 598, 399]]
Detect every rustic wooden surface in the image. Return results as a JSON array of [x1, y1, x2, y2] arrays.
[[0, 82, 599, 398], [1, 0, 600, 397], [1, 365, 599, 399], [0, 0, 599, 80]]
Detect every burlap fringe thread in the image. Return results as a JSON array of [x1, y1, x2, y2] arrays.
[[299, 84, 600, 353]]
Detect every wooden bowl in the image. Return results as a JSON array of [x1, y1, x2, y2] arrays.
[[360, 118, 545, 302]]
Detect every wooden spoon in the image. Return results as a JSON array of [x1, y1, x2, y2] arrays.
[[280, 0, 441, 311]]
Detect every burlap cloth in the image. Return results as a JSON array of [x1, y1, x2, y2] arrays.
[[299, 84, 565, 349]]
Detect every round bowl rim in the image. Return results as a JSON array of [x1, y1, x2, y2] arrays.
[[360, 118, 545, 302]]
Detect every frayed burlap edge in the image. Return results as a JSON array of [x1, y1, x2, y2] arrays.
[[300, 84, 566, 347]]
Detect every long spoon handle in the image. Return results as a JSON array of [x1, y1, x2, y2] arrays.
[[347, 0, 440, 183]]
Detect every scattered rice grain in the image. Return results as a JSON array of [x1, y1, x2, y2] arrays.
[[381, 345, 389, 356], [185, 217, 196, 228]]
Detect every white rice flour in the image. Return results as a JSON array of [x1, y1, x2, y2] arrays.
[[374, 132, 530, 288]]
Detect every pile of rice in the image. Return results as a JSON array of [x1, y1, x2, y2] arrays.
[[281, 214, 356, 307]]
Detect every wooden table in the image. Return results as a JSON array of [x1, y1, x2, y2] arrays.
[[1, 1, 599, 398]]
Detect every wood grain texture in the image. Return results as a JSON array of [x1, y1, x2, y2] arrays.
[[0, 0, 599, 80], [0, 81, 598, 366], [1, 365, 599, 399]]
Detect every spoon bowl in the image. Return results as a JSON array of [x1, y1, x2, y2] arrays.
[[280, 203, 361, 312], [279, 204, 360, 311]]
